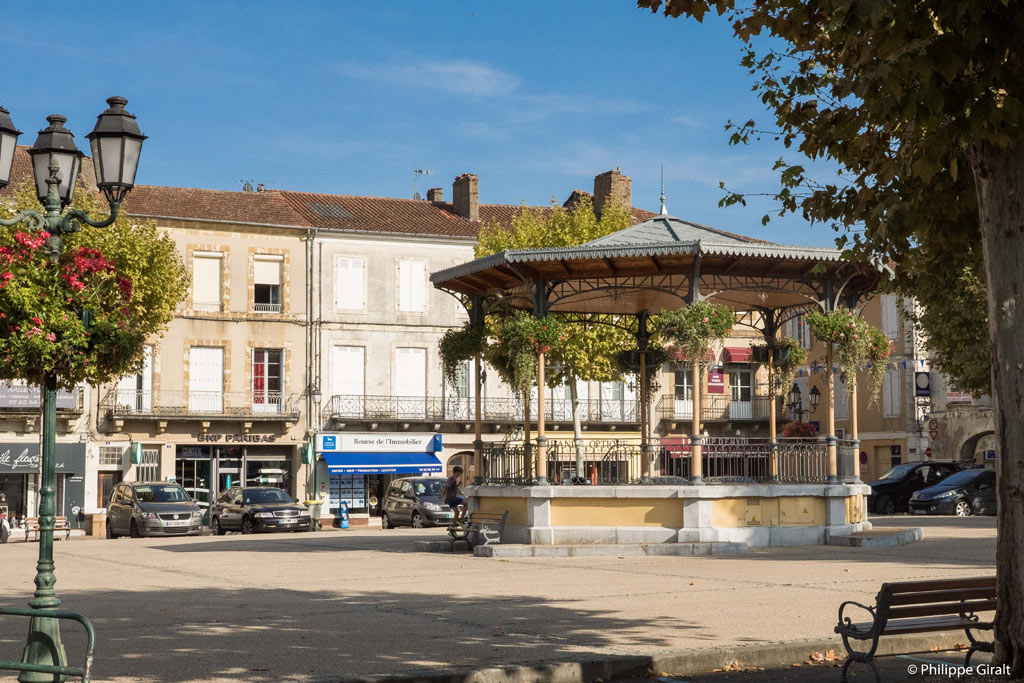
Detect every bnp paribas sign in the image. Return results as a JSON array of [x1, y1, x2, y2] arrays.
[[316, 433, 442, 454]]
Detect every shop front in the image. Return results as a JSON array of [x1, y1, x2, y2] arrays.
[[0, 442, 86, 526], [173, 433, 299, 522], [315, 433, 443, 524]]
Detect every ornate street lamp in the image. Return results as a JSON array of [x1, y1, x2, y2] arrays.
[[0, 98, 144, 682], [787, 383, 801, 413], [809, 385, 821, 412]]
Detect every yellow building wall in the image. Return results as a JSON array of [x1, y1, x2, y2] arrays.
[[549, 498, 683, 528], [712, 497, 827, 527], [474, 496, 528, 527], [846, 495, 865, 524]]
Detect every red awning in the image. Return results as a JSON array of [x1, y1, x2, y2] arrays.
[[667, 346, 717, 363], [723, 347, 752, 363]]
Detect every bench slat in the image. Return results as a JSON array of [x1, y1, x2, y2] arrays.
[[888, 599, 996, 620], [889, 587, 997, 606], [883, 617, 994, 635], [883, 577, 995, 595]]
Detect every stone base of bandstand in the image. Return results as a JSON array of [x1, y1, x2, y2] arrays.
[[467, 483, 872, 548]]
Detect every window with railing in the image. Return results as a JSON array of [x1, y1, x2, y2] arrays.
[[192, 252, 223, 312], [253, 255, 283, 313], [253, 348, 284, 413]]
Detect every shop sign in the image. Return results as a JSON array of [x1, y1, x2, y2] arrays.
[[0, 443, 84, 473], [317, 432, 441, 453], [195, 433, 277, 443], [0, 382, 78, 410], [707, 370, 725, 394], [946, 391, 972, 403]]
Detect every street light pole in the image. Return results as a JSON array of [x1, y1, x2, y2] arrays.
[[0, 98, 145, 682]]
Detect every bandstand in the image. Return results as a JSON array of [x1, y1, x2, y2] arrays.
[[430, 215, 883, 547]]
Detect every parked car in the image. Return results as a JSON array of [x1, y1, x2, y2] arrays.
[[909, 468, 997, 516], [210, 486, 311, 535], [381, 477, 454, 529], [106, 481, 203, 538], [867, 461, 964, 514]]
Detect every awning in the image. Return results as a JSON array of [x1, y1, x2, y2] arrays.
[[322, 452, 443, 475], [723, 347, 752, 363], [667, 347, 717, 363]]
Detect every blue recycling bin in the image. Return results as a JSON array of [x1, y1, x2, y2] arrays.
[[339, 502, 349, 529]]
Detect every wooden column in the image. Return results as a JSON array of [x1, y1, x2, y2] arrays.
[[690, 359, 703, 483], [850, 377, 860, 482], [523, 394, 532, 481], [640, 350, 650, 478], [826, 342, 838, 483], [768, 348, 778, 480], [473, 352, 483, 484], [536, 350, 549, 484]]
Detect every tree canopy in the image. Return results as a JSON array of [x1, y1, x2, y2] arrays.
[[638, 0, 1024, 668], [0, 182, 188, 388]]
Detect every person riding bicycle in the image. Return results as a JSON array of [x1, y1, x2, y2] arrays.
[[442, 466, 466, 527]]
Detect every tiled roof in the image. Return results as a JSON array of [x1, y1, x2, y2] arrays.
[[124, 185, 309, 227], [0, 145, 96, 200]]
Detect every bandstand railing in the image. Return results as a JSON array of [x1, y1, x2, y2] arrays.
[[478, 437, 859, 486]]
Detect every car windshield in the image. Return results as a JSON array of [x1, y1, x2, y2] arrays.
[[134, 485, 190, 503], [932, 469, 983, 487], [412, 480, 445, 496], [244, 488, 292, 504], [878, 464, 916, 481]]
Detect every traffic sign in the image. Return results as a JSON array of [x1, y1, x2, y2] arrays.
[[928, 418, 939, 430], [925, 447, 933, 458], [929, 429, 939, 440]]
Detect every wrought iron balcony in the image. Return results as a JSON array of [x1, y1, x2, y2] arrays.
[[324, 394, 640, 427], [655, 394, 784, 424], [100, 389, 300, 420]]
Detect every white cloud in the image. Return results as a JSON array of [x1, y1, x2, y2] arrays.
[[338, 59, 521, 97]]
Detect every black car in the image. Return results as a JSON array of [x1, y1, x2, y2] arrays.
[[909, 468, 997, 517], [381, 477, 454, 529], [867, 461, 963, 514], [210, 486, 311, 535]]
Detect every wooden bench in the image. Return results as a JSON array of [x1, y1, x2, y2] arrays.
[[835, 576, 996, 682], [448, 510, 508, 551], [24, 516, 72, 542]]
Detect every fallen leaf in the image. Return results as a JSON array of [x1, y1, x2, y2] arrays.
[[791, 663, 802, 667], [689, 582, 695, 586], [954, 642, 967, 650], [492, 629, 505, 637], [843, 568, 851, 572]]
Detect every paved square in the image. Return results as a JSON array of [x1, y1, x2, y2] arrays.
[[0, 516, 996, 683]]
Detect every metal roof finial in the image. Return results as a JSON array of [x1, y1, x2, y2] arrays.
[[659, 163, 669, 216]]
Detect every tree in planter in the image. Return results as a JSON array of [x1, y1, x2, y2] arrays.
[[0, 182, 188, 388], [476, 195, 635, 467], [638, 1, 1024, 665]]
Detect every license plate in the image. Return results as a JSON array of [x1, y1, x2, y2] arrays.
[[441, 512, 453, 518], [911, 509, 928, 515], [166, 520, 190, 527], [281, 518, 297, 524]]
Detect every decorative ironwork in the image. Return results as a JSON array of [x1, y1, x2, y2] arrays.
[[100, 389, 300, 419], [655, 394, 783, 423]]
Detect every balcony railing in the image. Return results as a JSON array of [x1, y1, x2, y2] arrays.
[[324, 394, 641, 425], [101, 389, 300, 420], [479, 438, 858, 486], [253, 303, 282, 313], [655, 394, 784, 423]]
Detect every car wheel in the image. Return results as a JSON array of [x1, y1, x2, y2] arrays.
[[211, 517, 225, 536], [411, 512, 425, 529], [381, 513, 393, 529], [106, 521, 117, 539], [877, 495, 895, 515], [241, 517, 254, 535], [955, 500, 972, 517], [129, 520, 141, 538]]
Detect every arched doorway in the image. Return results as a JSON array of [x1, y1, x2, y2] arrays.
[[958, 430, 995, 465], [446, 451, 475, 478]]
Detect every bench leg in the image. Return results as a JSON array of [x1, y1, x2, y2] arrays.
[[964, 627, 994, 666], [840, 656, 880, 683]]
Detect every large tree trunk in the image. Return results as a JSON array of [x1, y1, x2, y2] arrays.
[[968, 138, 1024, 673]]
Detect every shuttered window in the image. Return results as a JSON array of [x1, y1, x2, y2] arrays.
[[882, 294, 899, 340], [254, 256, 282, 285], [192, 253, 223, 311], [335, 257, 365, 310], [254, 255, 283, 312], [883, 368, 901, 417], [398, 261, 426, 313]]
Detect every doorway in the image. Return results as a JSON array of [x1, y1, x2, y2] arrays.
[[97, 471, 123, 508]]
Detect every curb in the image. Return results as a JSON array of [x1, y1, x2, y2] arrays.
[[319, 633, 972, 683]]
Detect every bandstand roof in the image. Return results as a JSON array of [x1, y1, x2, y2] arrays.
[[430, 215, 885, 315]]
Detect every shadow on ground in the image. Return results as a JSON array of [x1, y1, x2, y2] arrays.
[[0, 586, 698, 683], [149, 529, 448, 554]]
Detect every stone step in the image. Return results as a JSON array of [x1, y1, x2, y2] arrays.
[[828, 527, 923, 547]]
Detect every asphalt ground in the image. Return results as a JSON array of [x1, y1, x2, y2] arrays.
[[0, 515, 997, 683]]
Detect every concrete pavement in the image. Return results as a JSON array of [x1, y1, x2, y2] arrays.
[[0, 515, 996, 683]]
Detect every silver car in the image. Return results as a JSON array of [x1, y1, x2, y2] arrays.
[[106, 481, 203, 538]]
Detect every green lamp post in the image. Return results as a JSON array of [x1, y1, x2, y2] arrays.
[[0, 97, 145, 682]]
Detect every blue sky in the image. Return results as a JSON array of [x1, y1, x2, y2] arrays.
[[2, 2, 839, 247]]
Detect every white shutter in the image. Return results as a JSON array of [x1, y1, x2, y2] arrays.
[[394, 348, 426, 397], [398, 261, 426, 312], [189, 347, 224, 412], [834, 375, 849, 419], [335, 258, 364, 310], [254, 256, 282, 285], [192, 255, 222, 307], [331, 346, 365, 397], [883, 368, 900, 417], [882, 294, 898, 340]]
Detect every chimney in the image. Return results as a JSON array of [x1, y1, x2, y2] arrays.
[[452, 173, 479, 222], [426, 187, 443, 203], [593, 168, 631, 219]]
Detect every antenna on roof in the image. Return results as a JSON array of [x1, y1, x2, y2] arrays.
[[413, 168, 435, 200], [659, 164, 669, 216], [240, 179, 254, 193]]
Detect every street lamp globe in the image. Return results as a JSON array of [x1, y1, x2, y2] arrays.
[[787, 383, 801, 411], [809, 385, 821, 411], [0, 106, 22, 190], [27, 114, 84, 207], [86, 96, 146, 204]]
